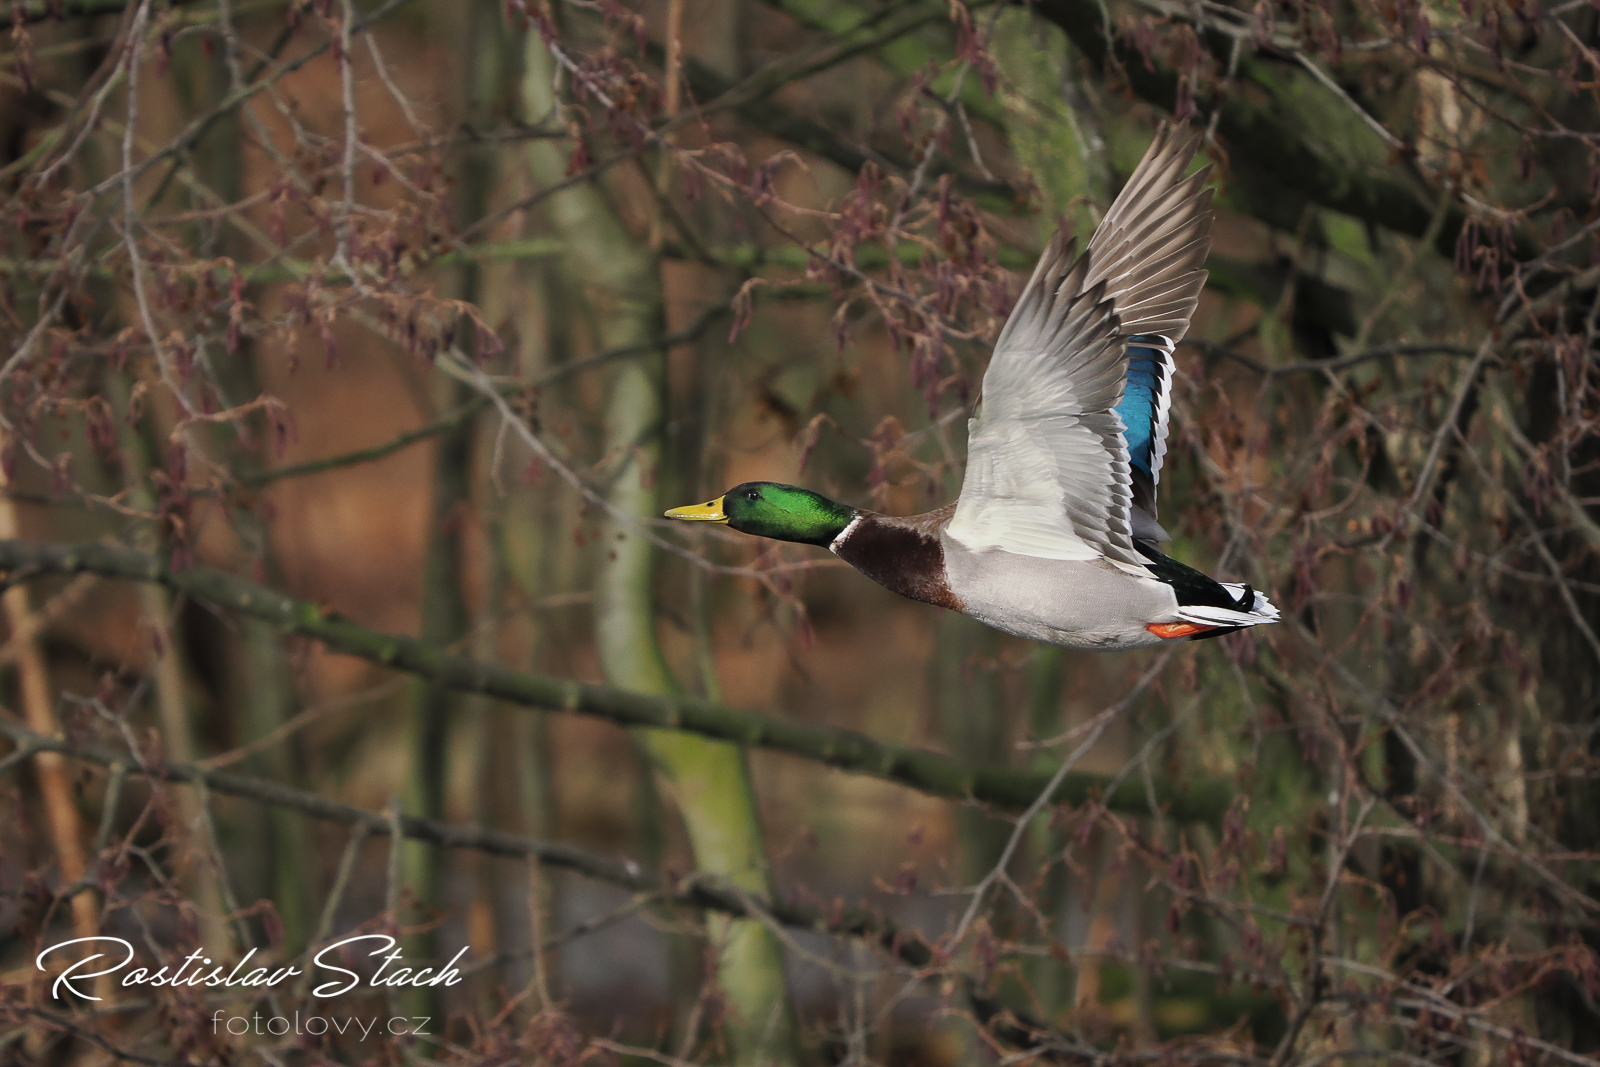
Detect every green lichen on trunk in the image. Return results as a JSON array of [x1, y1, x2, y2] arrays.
[[519, 30, 798, 1066]]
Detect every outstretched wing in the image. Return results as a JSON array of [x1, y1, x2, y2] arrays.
[[1086, 127, 1214, 529], [946, 235, 1139, 568], [946, 125, 1214, 567], [1117, 335, 1177, 540]]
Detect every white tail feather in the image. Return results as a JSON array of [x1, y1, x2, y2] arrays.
[[1176, 587, 1280, 629]]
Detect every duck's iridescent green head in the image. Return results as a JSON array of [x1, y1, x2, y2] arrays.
[[665, 481, 855, 547]]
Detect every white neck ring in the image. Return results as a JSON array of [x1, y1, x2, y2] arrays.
[[828, 515, 863, 554]]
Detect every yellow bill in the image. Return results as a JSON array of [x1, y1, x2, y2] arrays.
[[664, 496, 728, 522]]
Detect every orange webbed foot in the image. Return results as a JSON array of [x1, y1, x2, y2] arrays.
[[1145, 621, 1219, 640]]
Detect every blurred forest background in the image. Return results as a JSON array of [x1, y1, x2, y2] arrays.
[[1, 0, 1599, 1064]]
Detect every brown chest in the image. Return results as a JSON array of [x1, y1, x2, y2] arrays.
[[834, 517, 964, 612]]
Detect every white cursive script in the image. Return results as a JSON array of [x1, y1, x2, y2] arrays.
[[309, 935, 468, 997], [36, 936, 468, 1001], [36, 939, 302, 1001]]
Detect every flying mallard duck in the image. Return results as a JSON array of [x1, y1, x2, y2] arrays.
[[667, 125, 1278, 650]]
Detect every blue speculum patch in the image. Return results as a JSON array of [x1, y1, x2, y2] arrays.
[[1115, 335, 1166, 477]]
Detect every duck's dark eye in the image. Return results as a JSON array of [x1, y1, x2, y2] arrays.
[[746, 490, 759, 500]]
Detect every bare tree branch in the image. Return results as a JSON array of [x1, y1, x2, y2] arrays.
[[0, 538, 1234, 821]]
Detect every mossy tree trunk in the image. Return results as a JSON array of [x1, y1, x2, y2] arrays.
[[404, 1, 518, 1016], [932, 613, 1011, 1054], [520, 27, 798, 1067], [175, 27, 313, 952]]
